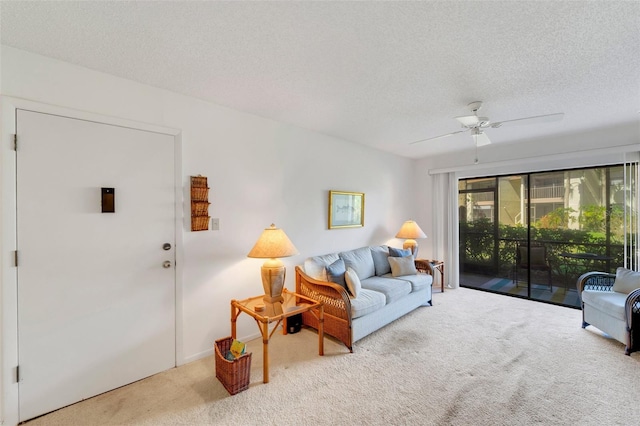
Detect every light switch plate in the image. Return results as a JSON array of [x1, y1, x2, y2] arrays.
[[212, 218, 220, 230]]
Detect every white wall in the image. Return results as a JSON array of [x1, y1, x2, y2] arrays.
[[0, 46, 418, 424]]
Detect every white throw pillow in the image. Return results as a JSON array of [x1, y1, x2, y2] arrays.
[[344, 267, 361, 298], [612, 267, 640, 294], [388, 256, 418, 277]]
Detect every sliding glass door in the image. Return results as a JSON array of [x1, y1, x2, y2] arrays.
[[459, 164, 637, 308], [458, 178, 497, 278]]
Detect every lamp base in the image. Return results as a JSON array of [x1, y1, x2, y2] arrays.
[[262, 302, 284, 317], [263, 295, 284, 304], [402, 239, 418, 258], [261, 259, 286, 304]]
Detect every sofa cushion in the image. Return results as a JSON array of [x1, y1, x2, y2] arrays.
[[388, 256, 418, 277], [345, 267, 362, 298], [613, 267, 640, 294], [361, 276, 412, 304], [340, 247, 376, 280], [350, 289, 386, 319], [304, 253, 340, 281], [389, 247, 412, 258], [582, 290, 626, 322], [370, 245, 391, 276], [389, 272, 432, 292]]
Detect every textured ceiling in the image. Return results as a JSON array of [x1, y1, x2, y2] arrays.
[[1, 1, 639, 159]]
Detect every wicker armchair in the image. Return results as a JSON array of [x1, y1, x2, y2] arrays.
[[577, 271, 640, 355], [295, 266, 354, 352]]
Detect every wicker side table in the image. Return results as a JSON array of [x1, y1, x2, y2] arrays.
[[415, 259, 445, 292], [230, 289, 324, 384]]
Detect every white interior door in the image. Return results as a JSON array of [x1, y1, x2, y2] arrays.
[[16, 110, 176, 421]]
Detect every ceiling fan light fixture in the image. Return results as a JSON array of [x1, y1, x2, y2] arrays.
[[471, 128, 480, 143], [471, 128, 491, 146]]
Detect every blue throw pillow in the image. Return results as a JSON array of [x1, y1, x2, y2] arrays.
[[370, 245, 391, 276], [389, 247, 412, 258], [326, 258, 347, 288]]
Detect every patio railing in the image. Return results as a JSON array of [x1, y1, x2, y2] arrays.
[[460, 235, 622, 281]]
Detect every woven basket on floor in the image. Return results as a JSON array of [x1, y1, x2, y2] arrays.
[[214, 337, 252, 395]]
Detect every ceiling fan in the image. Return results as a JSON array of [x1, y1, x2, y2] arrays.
[[410, 101, 564, 147]]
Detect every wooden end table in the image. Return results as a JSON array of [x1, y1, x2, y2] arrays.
[[415, 259, 445, 292], [230, 288, 324, 383]]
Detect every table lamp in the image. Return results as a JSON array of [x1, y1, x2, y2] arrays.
[[395, 220, 427, 257], [247, 224, 299, 304]]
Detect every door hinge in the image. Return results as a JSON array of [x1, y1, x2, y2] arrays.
[[13, 134, 17, 151], [13, 250, 18, 267], [16, 365, 20, 383]]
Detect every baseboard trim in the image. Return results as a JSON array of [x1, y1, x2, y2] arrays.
[[182, 331, 263, 364]]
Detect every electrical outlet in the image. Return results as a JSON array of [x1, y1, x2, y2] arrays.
[[212, 218, 220, 230]]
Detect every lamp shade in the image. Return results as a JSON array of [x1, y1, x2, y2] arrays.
[[247, 224, 298, 259], [395, 220, 427, 240]]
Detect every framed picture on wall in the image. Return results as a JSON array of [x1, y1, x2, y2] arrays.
[[328, 190, 364, 229]]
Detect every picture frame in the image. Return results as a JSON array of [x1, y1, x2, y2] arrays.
[[328, 190, 364, 229]]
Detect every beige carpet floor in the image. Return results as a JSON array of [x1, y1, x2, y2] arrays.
[[26, 288, 640, 426]]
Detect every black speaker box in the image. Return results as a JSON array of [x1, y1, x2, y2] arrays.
[[287, 313, 302, 334]]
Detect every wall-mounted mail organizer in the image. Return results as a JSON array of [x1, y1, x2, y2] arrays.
[[191, 175, 210, 231]]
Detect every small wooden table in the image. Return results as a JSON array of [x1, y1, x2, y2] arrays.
[[559, 252, 613, 292], [230, 289, 324, 383], [415, 259, 445, 292]]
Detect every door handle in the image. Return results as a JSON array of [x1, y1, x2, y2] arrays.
[[163, 261, 172, 269]]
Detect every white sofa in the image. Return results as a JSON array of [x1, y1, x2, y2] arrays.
[[295, 245, 432, 352], [578, 268, 640, 355]]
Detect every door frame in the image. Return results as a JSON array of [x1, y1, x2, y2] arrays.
[[0, 97, 184, 426]]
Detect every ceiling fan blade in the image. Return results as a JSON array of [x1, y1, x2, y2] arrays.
[[490, 112, 564, 128], [454, 115, 489, 127], [455, 115, 479, 127], [456, 115, 491, 128], [409, 130, 467, 145]]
